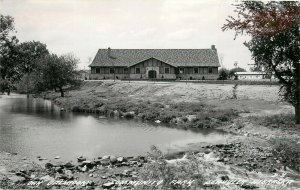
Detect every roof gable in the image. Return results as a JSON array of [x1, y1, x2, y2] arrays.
[[128, 57, 177, 68], [89, 49, 220, 67]]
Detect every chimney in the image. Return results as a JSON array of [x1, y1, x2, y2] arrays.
[[108, 47, 111, 57], [211, 45, 217, 51]]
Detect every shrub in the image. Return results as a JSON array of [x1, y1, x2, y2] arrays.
[[270, 137, 300, 172]]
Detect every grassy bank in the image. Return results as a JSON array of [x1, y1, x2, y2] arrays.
[[40, 81, 243, 129]]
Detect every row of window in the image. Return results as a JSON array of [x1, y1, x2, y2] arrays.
[[135, 68, 170, 74], [179, 67, 214, 74], [92, 67, 216, 74], [94, 68, 128, 74], [93, 67, 170, 74]]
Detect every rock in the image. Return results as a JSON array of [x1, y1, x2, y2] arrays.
[[123, 111, 135, 118], [217, 157, 224, 162], [81, 165, 88, 172], [221, 175, 229, 181], [8, 175, 26, 183], [40, 175, 55, 182], [100, 159, 110, 166], [224, 158, 229, 162], [129, 156, 139, 161], [82, 160, 92, 164], [45, 163, 54, 169], [204, 149, 211, 154], [64, 162, 75, 168], [15, 171, 30, 179], [240, 182, 258, 189], [65, 170, 74, 180], [89, 174, 93, 177], [102, 155, 110, 160], [110, 156, 117, 163], [102, 182, 115, 189], [117, 157, 125, 163], [155, 120, 161, 123], [77, 156, 86, 162], [54, 156, 60, 159], [55, 166, 63, 173]]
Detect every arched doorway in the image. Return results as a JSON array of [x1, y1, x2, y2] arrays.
[[148, 70, 157, 79]]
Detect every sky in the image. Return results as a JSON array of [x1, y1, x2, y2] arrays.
[[1, 0, 254, 70]]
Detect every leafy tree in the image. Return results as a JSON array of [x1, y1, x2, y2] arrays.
[[228, 67, 247, 79], [223, 1, 300, 124], [0, 15, 19, 93], [35, 54, 80, 97], [218, 68, 229, 80], [14, 41, 49, 96], [15, 41, 49, 75]]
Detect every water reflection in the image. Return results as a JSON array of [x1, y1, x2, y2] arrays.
[[0, 94, 229, 160]]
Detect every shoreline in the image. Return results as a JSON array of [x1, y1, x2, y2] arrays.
[[1, 81, 300, 189]]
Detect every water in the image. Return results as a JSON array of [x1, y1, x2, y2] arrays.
[[0, 94, 229, 160]]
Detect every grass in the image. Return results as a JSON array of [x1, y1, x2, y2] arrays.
[[270, 137, 300, 172], [68, 99, 239, 129], [103, 100, 239, 129], [248, 114, 296, 129]]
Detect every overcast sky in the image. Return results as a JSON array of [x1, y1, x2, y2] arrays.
[[1, 0, 254, 70]]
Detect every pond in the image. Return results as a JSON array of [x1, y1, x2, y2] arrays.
[[0, 94, 230, 161]]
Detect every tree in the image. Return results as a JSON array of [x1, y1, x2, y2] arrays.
[[14, 41, 49, 96], [222, 1, 300, 124], [218, 68, 229, 80], [228, 67, 247, 79], [35, 54, 80, 97], [0, 15, 19, 94]]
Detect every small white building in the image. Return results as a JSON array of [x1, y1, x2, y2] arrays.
[[235, 72, 276, 80]]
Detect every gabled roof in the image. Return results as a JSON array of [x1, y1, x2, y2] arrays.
[[89, 49, 220, 67]]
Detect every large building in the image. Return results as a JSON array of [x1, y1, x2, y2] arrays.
[[89, 46, 220, 80]]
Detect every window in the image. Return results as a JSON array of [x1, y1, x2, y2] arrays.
[[179, 68, 184, 74], [96, 68, 100, 74], [135, 67, 141, 74], [208, 67, 213, 74], [165, 67, 170, 74], [109, 68, 114, 74], [194, 68, 199, 74], [124, 68, 129, 74]]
